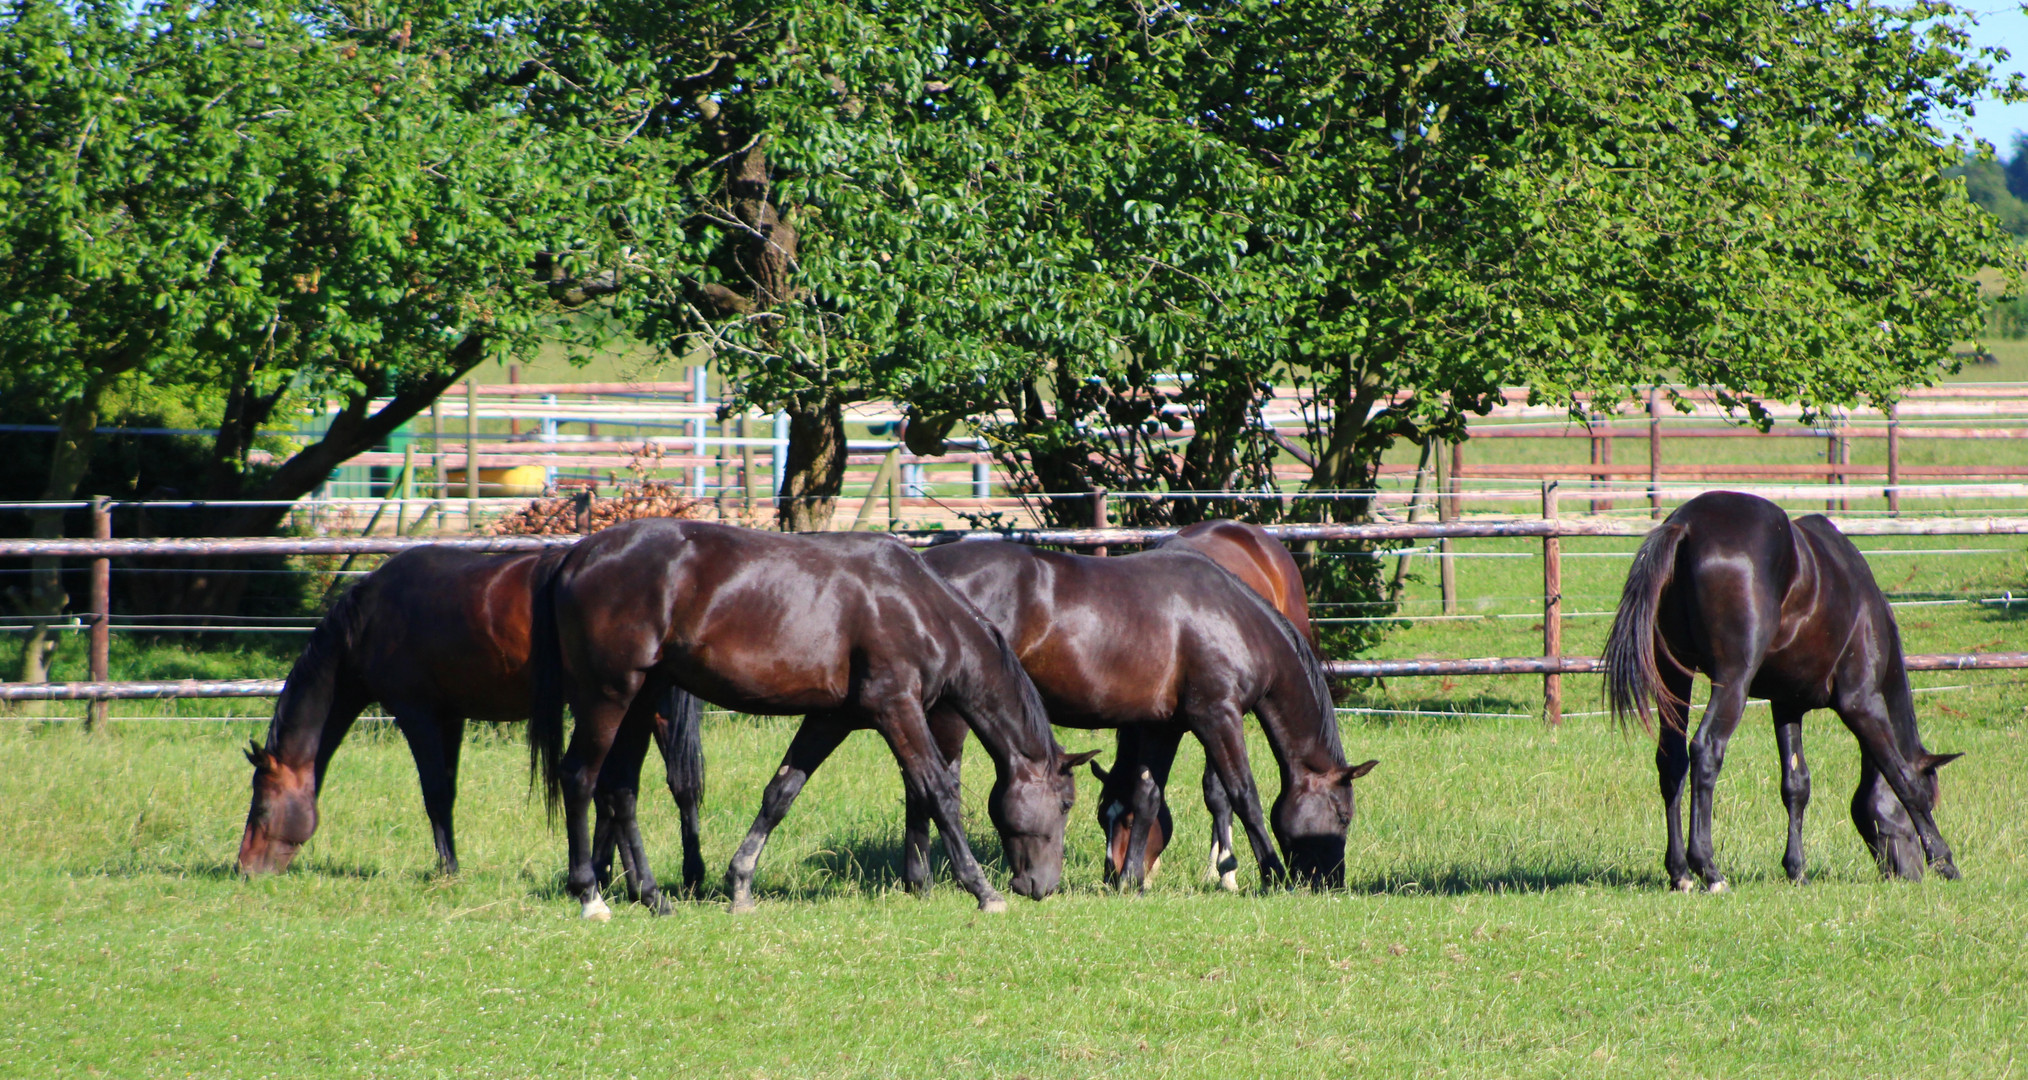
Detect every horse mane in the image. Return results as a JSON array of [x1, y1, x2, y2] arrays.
[[1255, 585, 1343, 761], [262, 572, 373, 755]]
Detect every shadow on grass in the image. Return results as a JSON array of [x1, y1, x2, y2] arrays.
[[83, 856, 387, 881], [1344, 860, 1657, 896]]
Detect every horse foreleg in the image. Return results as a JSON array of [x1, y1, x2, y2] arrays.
[[1772, 704, 1811, 884], [727, 715, 851, 914], [1194, 714, 1286, 888], [1837, 693, 1958, 880], [1655, 665, 1695, 892], [877, 700, 1006, 913], [901, 707, 968, 896], [1201, 755, 1238, 892], [1119, 763, 1164, 892], [393, 706, 463, 875]]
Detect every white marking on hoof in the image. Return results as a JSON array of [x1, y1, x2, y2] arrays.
[[581, 895, 612, 922], [1672, 878, 1697, 893], [978, 896, 1009, 914], [1707, 880, 1729, 895], [1218, 870, 1239, 893]]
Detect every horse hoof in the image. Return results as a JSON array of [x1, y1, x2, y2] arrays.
[[1671, 878, 1697, 893], [581, 896, 613, 922], [647, 893, 672, 917], [1707, 880, 1728, 895], [978, 897, 1009, 914], [1936, 861, 1962, 881], [728, 896, 757, 915], [1217, 871, 1239, 894]]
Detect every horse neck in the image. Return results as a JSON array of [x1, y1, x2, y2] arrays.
[[1258, 653, 1346, 783], [954, 631, 1053, 770], [265, 608, 361, 770]]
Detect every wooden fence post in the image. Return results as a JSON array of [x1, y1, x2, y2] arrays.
[[1542, 482, 1562, 727], [1886, 403, 1901, 517], [1091, 488, 1110, 557], [397, 444, 414, 534], [1590, 415, 1613, 513], [1648, 388, 1663, 521], [1450, 440, 1465, 518], [432, 400, 447, 501], [852, 448, 902, 531], [1437, 439, 1456, 615], [87, 497, 111, 731], [740, 414, 757, 518], [464, 379, 480, 529]]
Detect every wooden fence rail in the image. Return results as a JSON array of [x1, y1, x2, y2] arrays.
[[4, 511, 2024, 716]]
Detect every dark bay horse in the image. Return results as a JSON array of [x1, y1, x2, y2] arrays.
[[236, 546, 706, 910], [531, 519, 1094, 918], [916, 541, 1375, 891], [1605, 491, 1961, 890], [1090, 520, 1324, 890]]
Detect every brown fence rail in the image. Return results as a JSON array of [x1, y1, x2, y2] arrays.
[[4, 514, 2024, 717]]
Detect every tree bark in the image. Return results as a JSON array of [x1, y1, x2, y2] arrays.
[[135, 334, 491, 616], [774, 394, 846, 531], [10, 373, 119, 681]]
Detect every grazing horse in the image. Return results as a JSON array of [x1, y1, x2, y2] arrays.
[[235, 547, 708, 907], [915, 541, 1376, 891], [1089, 520, 1324, 890], [1605, 491, 1962, 890], [531, 519, 1093, 919]]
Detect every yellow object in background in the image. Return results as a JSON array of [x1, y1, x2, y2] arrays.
[[444, 464, 547, 496]]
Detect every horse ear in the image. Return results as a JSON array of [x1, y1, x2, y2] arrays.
[[1060, 749, 1102, 774], [1919, 752, 1963, 774], [244, 740, 265, 767], [1088, 760, 1111, 784], [1337, 759, 1379, 785]]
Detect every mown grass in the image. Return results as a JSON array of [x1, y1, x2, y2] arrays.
[[3, 528, 2025, 1078]]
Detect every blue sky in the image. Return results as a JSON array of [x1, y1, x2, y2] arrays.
[[1957, 4, 2028, 152]]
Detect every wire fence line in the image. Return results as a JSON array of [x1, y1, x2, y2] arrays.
[[0, 509, 2021, 720]]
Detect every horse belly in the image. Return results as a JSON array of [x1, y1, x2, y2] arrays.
[[660, 643, 853, 717]]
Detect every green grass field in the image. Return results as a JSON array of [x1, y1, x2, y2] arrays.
[[4, 526, 2024, 1077]]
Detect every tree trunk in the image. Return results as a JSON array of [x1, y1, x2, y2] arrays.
[[134, 335, 490, 617], [11, 377, 114, 681], [774, 394, 846, 531]]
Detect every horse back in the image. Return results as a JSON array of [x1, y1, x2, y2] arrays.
[[924, 542, 1297, 726], [564, 520, 983, 716], [352, 547, 548, 720], [1163, 521, 1317, 648]]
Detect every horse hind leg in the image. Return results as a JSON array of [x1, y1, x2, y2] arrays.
[[1201, 756, 1238, 892], [1655, 665, 1696, 892], [598, 696, 669, 915], [1686, 671, 1753, 893], [652, 688, 707, 898], [726, 714, 851, 914], [1772, 704, 1811, 884]]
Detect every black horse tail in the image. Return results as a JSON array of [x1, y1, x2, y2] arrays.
[[528, 549, 570, 814], [1605, 520, 1690, 734], [661, 687, 705, 805]]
